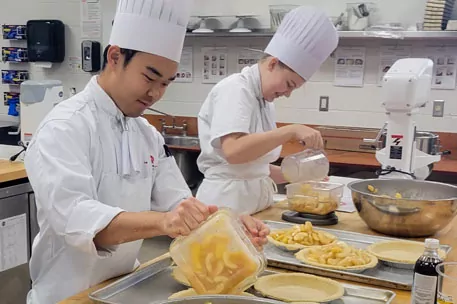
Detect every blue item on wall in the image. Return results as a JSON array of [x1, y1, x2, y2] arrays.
[[7, 99, 19, 116]]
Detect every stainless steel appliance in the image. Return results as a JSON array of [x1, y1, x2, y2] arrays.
[[0, 180, 38, 304]]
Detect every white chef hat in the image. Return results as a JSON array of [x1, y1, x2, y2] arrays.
[[109, 0, 193, 63], [265, 6, 339, 80]]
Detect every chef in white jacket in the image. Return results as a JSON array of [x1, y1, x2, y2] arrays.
[[196, 6, 339, 215], [24, 1, 268, 303]]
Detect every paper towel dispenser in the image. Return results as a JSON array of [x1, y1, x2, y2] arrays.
[[26, 20, 65, 63]]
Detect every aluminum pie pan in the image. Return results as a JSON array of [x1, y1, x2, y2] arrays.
[[155, 295, 284, 304], [380, 260, 415, 270]]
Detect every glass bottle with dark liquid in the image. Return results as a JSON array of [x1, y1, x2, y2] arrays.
[[411, 238, 444, 304]]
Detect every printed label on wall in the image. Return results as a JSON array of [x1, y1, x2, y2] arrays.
[[0, 214, 28, 272], [80, 0, 102, 39], [334, 47, 366, 87]]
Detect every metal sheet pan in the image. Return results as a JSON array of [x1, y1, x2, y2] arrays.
[[264, 220, 452, 290], [89, 256, 396, 304]]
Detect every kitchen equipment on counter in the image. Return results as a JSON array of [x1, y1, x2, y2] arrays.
[[365, 58, 442, 180], [348, 179, 457, 237], [346, 3, 375, 30], [281, 149, 329, 183], [89, 255, 397, 303], [269, 5, 299, 31], [363, 128, 451, 178], [380, 130, 442, 155], [318, 126, 380, 153], [281, 181, 344, 226], [264, 220, 452, 291], [20, 80, 64, 147]]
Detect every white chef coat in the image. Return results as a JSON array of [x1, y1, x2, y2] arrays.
[[196, 65, 281, 215], [24, 76, 191, 304]]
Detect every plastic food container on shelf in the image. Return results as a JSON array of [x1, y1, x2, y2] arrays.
[[281, 149, 330, 183], [286, 181, 344, 215], [269, 5, 299, 31], [169, 208, 266, 295]]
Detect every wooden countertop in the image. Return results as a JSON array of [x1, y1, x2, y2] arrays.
[[0, 160, 27, 183], [168, 142, 457, 174], [59, 204, 457, 304]]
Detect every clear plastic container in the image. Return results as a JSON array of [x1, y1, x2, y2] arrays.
[[269, 5, 299, 31], [286, 182, 344, 215], [281, 149, 330, 183], [169, 209, 266, 295]]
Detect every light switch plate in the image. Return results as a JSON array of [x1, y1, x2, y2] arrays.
[[319, 96, 329, 112], [433, 100, 444, 117]]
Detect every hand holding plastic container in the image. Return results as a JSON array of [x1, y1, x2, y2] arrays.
[[281, 149, 330, 183], [169, 209, 266, 295]]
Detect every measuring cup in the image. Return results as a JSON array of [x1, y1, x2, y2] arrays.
[[281, 149, 329, 183], [437, 262, 457, 304]]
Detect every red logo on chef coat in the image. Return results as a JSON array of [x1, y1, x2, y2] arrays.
[[150, 155, 155, 165]]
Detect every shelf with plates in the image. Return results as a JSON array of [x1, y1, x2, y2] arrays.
[[185, 30, 457, 40]]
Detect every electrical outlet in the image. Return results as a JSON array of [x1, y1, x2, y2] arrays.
[[319, 96, 329, 112], [433, 100, 444, 117]]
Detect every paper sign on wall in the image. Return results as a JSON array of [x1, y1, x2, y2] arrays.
[[334, 47, 366, 87], [175, 47, 193, 83], [414, 46, 457, 90], [68, 56, 82, 73], [378, 46, 411, 86], [237, 48, 263, 73], [80, 0, 102, 39], [202, 47, 228, 84], [0, 214, 28, 272]]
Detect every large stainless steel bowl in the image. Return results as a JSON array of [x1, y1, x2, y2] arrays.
[[348, 179, 457, 237]]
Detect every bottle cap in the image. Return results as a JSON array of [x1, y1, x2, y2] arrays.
[[425, 238, 440, 249]]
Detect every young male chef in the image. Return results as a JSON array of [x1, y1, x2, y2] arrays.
[[24, 1, 268, 303]]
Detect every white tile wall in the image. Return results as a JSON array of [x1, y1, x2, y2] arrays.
[[0, 0, 456, 132]]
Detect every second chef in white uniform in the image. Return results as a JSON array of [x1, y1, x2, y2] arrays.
[[196, 6, 339, 214]]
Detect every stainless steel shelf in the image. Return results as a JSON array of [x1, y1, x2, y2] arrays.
[[185, 30, 457, 39]]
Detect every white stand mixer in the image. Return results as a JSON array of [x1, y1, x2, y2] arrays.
[[368, 58, 441, 180]]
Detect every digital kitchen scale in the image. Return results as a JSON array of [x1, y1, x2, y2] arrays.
[[282, 210, 339, 226]]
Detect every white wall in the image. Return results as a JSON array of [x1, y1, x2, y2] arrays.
[[1, 0, 456, 133]]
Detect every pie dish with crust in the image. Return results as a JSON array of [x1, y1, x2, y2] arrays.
[[367, 240, 447, 265], [295, 241, 378, 273], [254, 273, 345, 302], [267, 222, 338, 252]]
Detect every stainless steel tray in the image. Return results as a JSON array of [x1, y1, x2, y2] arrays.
[[89, 256, 396, 304], [264, 220, 452, 291]]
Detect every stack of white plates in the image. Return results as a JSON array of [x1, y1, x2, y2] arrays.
[[423, 0, 456, 30]]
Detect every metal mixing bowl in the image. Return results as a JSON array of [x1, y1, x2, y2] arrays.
[[348, 179, 457, 237]]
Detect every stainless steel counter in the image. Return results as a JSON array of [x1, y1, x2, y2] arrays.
[[138, 235, 173, 263]]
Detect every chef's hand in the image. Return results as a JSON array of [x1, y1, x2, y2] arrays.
[[240, 215, 270, 250], [288, 124, 324, 150], [163, 197, 218, 238]]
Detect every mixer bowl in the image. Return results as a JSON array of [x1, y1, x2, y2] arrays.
[[348, 179, 457, 237]]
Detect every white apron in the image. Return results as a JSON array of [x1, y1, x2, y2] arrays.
[[87, 116, 153, 286], [197, 66, 281, 215]]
